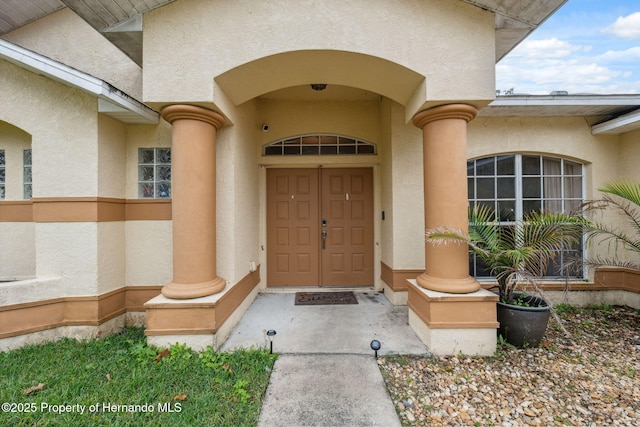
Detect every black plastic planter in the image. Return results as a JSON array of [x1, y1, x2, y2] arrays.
[[497, 294, 550, 348]]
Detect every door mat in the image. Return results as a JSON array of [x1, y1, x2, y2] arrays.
[[294, 291, 358, 306]]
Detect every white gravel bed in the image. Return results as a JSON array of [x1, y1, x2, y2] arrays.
[[379, 305, 640, 426]]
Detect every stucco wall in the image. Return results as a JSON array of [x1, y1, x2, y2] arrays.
[[0, 121, 35, 280], [379, 99, 395, 266], [35, 223, 99, 296], [1, 62, 102, 288], [97, 222, 125, 294], [0, 223, 35, 280], [389, 103, 425, 269], [0, 61, 99, 198], [143, 0, 495, 110], [620, 129, 640, 181], [216, 101, 260, 284], [2, 8, 142, 99], [98, 115, 127, 199], [125, 221, 173, 285], [125, 124, 173, 285], [256, 99, 381, 146], [468, 116, 620, 198]]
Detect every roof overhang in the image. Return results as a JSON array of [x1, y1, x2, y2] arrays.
[[480, 95, 640, 135], [0, 39, 158, 125], [1, 1, 564, 65], [460, 0, 568, 60]]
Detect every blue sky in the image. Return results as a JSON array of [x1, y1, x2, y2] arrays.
[[496, 0, 640, 95]]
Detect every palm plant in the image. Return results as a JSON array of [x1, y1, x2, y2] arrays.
[[425, 204, 586, 304], [581, 180, 640, 270]]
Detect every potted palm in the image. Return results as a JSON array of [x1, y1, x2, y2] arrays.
[[425, 204, 585, 347]]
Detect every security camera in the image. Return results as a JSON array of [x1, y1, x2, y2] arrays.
[[262, 124, 269, 132]]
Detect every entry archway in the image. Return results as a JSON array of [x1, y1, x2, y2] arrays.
[[215, 49, 426, 113]]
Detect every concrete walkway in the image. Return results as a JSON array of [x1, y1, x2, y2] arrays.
[[221, 290, 429, 427]]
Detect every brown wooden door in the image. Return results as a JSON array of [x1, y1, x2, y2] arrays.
[[267, 169, 320, 286], [320, 168, 374, 286], [266, 168, 373, 287]]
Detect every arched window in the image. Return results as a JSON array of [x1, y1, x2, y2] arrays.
[[263, 134, 376, 156], [467, 154, 584, 278]]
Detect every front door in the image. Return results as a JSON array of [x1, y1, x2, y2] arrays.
[[267, 168, 374, 286]]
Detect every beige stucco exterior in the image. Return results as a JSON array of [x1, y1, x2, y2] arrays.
[[1, 0, 639, 354], [143, 0, 496, 115]]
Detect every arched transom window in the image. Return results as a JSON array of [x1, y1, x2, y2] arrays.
[[263, 134, 376, 156], [467, 154, 584, 278]]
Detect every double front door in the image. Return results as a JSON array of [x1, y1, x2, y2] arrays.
[[267, 168, 374, 287]]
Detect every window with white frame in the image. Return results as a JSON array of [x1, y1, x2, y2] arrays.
[[0, 150, 5, 199], [24, 149, 32, 199], [263, 134, 377, 156], [138, 148, 171, 198], [467, 154, 584, 278]]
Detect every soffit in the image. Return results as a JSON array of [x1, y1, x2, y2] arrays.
[[1, 1, 563, 65], [0, 0, 175, 65], [480, 95, 640, 135], [460, 0, 567, 60]]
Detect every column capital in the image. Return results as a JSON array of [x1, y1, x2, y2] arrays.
[[412, 104, 478, 129], [161, 104, 226, 130]]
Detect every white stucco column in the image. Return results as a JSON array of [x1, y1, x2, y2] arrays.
[[413, 104, 481, 294], [160, 104, 226, 299]]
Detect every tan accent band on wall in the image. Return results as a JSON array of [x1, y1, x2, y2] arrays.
[[0, 201, 33, 222], [594, 267, 640, 293], [33, 197, 125, 222], [125, 199, 172, 221], [0, 286, 162, 339], [380, 262, 422, 292], [145, 267, 261, 336], [0, 198, 171, 222]]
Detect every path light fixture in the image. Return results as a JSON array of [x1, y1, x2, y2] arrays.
[[370, 339, 381, 358], [266, 329, 277, 354]]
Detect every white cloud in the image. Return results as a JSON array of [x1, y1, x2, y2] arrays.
[[603, 12, 640, 39], [509, 37, 582, 59], [597, 46, 640, 62], [497, 5, 640, 94], [496, 39, 638, 94]]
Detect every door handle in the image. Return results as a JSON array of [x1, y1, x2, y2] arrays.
[[321, 230, 327, 249]]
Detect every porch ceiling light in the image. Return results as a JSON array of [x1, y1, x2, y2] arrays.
[[310, 83, 327, 91], [370, 339, 381, 358], [266, 329, 277, 354]]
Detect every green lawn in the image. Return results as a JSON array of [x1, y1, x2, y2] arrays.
[[0, 327, 276, 426]]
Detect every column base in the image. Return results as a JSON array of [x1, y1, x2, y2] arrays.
[[161, 276, 226, 299], [407, 280, 498, 356], [416, 272, 481, 293]]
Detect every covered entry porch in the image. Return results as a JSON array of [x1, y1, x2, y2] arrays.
[[143, 100, 499, 356], [144, 32, 499, 354]]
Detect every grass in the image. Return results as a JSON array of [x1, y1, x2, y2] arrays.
[[0, 327, 277, 426]]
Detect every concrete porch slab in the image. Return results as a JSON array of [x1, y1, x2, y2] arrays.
[[221, 291, 428, 356]]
